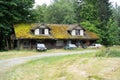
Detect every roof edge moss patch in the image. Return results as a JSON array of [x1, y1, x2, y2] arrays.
[[13, 23, 99, 40]]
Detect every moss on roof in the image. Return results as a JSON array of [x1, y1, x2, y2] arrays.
[[14, 24, 53, 39], [14, 23, 99, 40], [48, 24, 71, 39], [85, 31, 99, 39]]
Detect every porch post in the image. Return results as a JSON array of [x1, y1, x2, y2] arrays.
[[86, 40, 90, 46], [6, 39, 9, 50], [17, 39, 20, 49], [30, 39, 32, 49]]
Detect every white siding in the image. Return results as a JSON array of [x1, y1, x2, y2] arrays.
[[34, 29, 39, 35], [71, 30, 75, 36], [45, 29, 49, 35], [80, 30, 84, 36]]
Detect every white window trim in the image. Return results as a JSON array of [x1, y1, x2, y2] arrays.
[[34, 28, 49, 36], [44, 29, 49, 35], [71, 29, 84, 36], [71, 30, 76, 36], [34, 29, 39, 35]]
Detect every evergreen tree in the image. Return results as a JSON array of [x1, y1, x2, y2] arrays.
[[102, 18, 119, 45], [49, 0, 77, 24], [74, 0, 99, 32], [34, 4, 48, 23], [33, 0, 119, 46], [0, 0, 35, 50], [112, 4, 120, 44], [96, 0, 113, 45]]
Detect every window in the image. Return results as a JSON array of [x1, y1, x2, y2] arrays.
[[34, 28, 45, 35], [34, 28, 49, 35], [75, 29, 84, 36], [39, 28, 44, 34], [76, 29, 81, 35]]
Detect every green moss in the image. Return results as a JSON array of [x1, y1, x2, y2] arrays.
[[48, 24, 71, 39], [14, 23, 53, 39], [14, 23, 99, 39]]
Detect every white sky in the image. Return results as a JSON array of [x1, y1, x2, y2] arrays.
[[34, 0, 52, 7], [34, 0, 120, 7]]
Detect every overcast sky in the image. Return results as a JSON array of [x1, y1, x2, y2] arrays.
[[34, 0, 120, 7]]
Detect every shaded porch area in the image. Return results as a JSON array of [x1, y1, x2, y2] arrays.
[[14, 39, 96, 50]]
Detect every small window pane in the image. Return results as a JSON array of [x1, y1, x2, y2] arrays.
[[76, 30, 80, 35], [39, 29, 44, 34]]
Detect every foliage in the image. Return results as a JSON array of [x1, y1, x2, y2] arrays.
[[34, 0, 77, 24], [95, 0, 113, 45], [76, 0, 98, 22], [103, 18, 119, 45], [112, 5, 120, 44], [77, 0, 113, 45], [0, 0, 35, 50], [33, 4, 48, 23], [81, 21, 99, 33]]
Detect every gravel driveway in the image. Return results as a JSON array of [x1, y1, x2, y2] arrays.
[[0, 50, 97, 76]]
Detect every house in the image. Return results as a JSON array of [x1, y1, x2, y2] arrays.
[[13, 23, 99, 49]]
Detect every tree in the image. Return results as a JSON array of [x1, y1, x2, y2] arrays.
[[101, 18, 119, 45], [0, 0, 35, 50], [33, 0, 118, 46], [44, 0, 77, 24], [81, 21, 98, 33], [34, 4, 48, 23], [112, 4, 120, 44], [96, 0, 112, 28], [96, 0, 113, 45], [75, 0, 98, 22], [75, 0, 116, 46]]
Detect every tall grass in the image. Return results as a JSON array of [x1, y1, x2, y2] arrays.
[[96, 46, 120, 57], [2, 51, 120, 80]]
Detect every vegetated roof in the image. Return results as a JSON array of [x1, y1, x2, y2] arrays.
[[67, 24, 85, 31], [14, 23, 99, 40], [31, 23, 50, 30], [14, 24, 53, 39]]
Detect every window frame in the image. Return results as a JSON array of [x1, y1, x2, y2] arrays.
[[39, 28, 45, 35], [75, 29, 81, 36], [75, 29, 84, 36]]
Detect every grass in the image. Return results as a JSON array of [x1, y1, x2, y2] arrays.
[[0, 48, 95, 60], [1, 46, 120, 80], [0, 50, 36, 60], [95, 46, 120, 57], [2, 56, 120, 80], [1, 46, 119, 60]]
